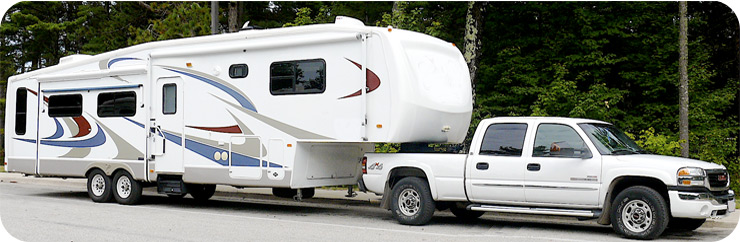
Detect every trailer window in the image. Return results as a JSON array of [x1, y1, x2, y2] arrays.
[[48, 94, 83, 117], [98, 91, 136, 117], [15, 88, 27, 135], [479, 123, 527, 156], [270, 59, 325, 95], [229, 64, 249, 78], [163, 84, 177, 115]]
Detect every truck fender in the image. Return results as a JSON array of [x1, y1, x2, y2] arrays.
[[379, 164, 437, 209]]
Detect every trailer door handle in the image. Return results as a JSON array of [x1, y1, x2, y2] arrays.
[[527, 163, 541, 171], [476, 162, 489, 170]]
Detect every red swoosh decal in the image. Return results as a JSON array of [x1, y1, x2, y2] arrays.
[[187, 125, 242, 134], [339, 58, 381, 99], [27, 89, 49, 103], [73, 116, 91, 137]]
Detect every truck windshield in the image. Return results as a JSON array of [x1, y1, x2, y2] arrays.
[[578, 123, 648, 155]]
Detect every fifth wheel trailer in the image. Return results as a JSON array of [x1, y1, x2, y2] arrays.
[[3, 16, 473, 204]]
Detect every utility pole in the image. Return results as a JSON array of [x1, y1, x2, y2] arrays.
[[211, 1, 219, 35], [678, 1, 690, 158]]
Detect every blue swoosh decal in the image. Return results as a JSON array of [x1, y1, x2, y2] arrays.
[[124, 117, 145, 128], [164, 68, 257, 112], [159, 131, 281, 168], [40, 124, 106, 148], [108, 57, 141, 68], [17, 124, 107, 148], [44, 118, 64, 139]]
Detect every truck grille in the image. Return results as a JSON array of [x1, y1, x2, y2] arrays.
[[706, 169, 729, 188]]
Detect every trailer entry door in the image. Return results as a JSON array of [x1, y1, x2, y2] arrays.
[[152, 77, 185, 174]]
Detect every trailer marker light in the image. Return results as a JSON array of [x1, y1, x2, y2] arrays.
[[376, 124, 383, 128], [149, 169, 154, 173], [186, 63, 193, 68], [452, 43, 456, 47], [287, 144, 292, 148]]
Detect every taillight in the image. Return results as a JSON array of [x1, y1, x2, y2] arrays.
[[362, 156, 367, 174]]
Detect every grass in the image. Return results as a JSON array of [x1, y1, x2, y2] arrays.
[[0, 165, 4, 172]]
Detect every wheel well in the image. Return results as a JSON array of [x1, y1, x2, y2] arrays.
[[598, 176, 670, 225], [85, 167, 104, 178], [387, 167, 428, 190]]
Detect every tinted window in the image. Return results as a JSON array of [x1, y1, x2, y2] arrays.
[[479, 123, 527, 156], [15, 88, 27, 135], [533, 124, 589, 158], [270, 59, 325, 95], [48, 94, 82, 117], [163, 84, 177, 115], [98, 91, 136, 117], [229, 64, 249, 78]]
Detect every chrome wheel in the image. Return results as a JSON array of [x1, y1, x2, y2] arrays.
[[398, 188, 421, 216], [91, 174, 106, 197], [116, 175, 132, 199], [622, 200, 653, 233]]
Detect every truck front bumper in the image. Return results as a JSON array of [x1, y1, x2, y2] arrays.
[[668, 189, 734, 219]]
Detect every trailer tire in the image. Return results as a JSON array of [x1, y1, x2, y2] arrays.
[[390, 177, 435, 225], [450, 206, 485, 220], [188, 184, 216, 201], [610, 186, 668, 240], [112, 170, 143, 205], [87, 169, 113, 203]]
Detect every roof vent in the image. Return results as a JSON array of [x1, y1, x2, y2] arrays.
[[335, 16, 365, 26], [59, 54, 92, 64]]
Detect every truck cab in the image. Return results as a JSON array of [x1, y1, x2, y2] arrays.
[[361, 117, 735, 240]]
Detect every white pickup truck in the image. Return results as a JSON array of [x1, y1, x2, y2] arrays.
[[360, 117, 735, 240]]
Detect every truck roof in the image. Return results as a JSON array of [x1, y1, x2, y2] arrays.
[[486, 116, 612, 125]]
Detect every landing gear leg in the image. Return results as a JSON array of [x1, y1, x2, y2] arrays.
[[346, 186, 357, 198], [293, 188, 303, 202]]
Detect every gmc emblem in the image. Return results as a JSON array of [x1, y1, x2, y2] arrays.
[[718, 175, 727, 181]]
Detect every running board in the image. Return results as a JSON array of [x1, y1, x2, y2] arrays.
[[468, 204, 600, 218]]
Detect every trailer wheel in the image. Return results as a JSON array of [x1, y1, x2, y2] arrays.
[[87, 169, 113, 203], [610, 186, 668, 239], [450, 206, 485, 220], [112, 170, 143, 205], [188, 184, 216, 201], [390, 177, 435, 225]]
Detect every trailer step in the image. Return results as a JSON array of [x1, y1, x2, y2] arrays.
[[468, 204, 600, 218], [157, 175, 187, 195]]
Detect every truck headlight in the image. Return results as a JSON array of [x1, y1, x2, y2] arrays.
[[677, 167, 706, 186]]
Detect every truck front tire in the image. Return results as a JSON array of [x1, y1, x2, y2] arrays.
[[390, 177, 435, 225], [610, 186, 669, 239], [87, 169, 113, 203]]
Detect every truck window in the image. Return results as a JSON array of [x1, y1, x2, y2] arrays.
[[270, 59, 326, 95], [479, 123, 527, 156], [48, 94, 83, 117], [98, 91, 136, 117], [15, 88, 27, 135], [533, 124, 588, 158]]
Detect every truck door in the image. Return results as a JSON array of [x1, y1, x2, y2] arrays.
[[524, 123, 601, 206], [465, 123, 528, 203], [151, 77, 185, 174]]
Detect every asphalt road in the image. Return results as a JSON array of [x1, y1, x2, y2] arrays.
[[0, 173, 737, 242]]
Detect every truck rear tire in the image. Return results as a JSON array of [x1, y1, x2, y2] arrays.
[[87, 169, 113, 203], [390, 177, 435, 225], [450, 206, 485, 220], [188, 184, 216, 201], [610, 186, 668, 239], [668, 218, 706, 231], [112, 170, 143, 205]]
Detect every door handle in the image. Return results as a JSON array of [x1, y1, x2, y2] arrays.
[[476, 162, 489, 170], [527, 163, 541, 171]]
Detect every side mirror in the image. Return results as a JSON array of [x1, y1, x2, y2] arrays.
[[580, 149, 593, 159]]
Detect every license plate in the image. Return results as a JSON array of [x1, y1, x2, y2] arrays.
[[729, 200, 736, 213]]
